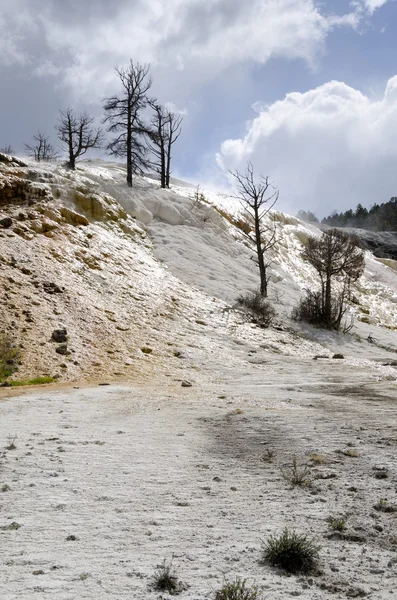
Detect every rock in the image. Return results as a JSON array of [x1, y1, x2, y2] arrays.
[[1, 521, 21, 530], [74, 191, 126, 222], [0, 217, 12, 228], [332, 353, 344, 359], [42, 282, 64, 294], [56, 344, 70, 356], [141, 347, 153, 354], [313, 355, 329, 360], [181, 380, 192, 388], [52, 329, 68, 343], [60, 207, 89, 226]]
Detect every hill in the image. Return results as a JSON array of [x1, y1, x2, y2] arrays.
[[1, 153, 397, 385]]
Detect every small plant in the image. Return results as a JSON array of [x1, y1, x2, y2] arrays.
[[0, 333, 21, 382], [262, 528, 320, 573], [191, 185, 207, 209], [374, 498, 397, 513], [6, 434, 17, 450], [151, 559, 183, 595], [237, 291, 275, 328], [327, 516, 346, 532], [261, 449, 274, 463], [281, 456, 310, 486], [214, 578, 260, 600], [309, 454, 327, 465]]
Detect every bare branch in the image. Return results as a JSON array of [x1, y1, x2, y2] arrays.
[[230, 162, 279, 297]]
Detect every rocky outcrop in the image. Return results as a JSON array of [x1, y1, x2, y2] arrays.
[[60, 207, 89, 226], [74, 190, 127, 222], [0, 172, 50, 207]]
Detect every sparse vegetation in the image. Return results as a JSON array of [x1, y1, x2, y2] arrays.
[[0, 333, 21, 382], [374, 498, 397, 513], [151, 559, 183, 595], [237, 291, 276, 328], [262, 528, 320, 573], [8, 377, 55, 387], [293, 229, 365, 331], [309, 454, 327, 465], [214, 578, 260, 600], [281, 456, 310, 486], [6, 434, 17, 450], [261, 449, 274, 463], [327, 516, 346, 532], [215, 206, 253, 236]]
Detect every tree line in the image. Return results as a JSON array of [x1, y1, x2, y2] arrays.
[[1, 61, 182, 190], [298, 199, 397, 232]]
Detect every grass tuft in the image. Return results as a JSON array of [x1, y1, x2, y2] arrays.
[[327, 516, 346, 531], [214, 578, 260, 600], [262, 528, 320, 573], [151, 559, 183, 595], [281, 456, 310, 486]]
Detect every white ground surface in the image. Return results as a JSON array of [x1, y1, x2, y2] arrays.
[[1, 357, 397, 600], [1, 158, 397, 599]]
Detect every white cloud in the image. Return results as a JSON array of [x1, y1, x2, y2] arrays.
[[0, 0, 373, 98], [217, 77, 397, 217], [362, 0, 390, 14]]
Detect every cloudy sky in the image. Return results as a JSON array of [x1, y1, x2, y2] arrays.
[[1, 0, 397, 216]]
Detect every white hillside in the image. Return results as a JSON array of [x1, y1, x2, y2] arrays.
[[0, 153, 396, 387], [2, 156, 397, 600]]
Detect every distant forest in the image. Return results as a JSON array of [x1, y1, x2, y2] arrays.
[[297, 197, 397, 231]]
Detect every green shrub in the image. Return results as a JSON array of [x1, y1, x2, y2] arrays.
[[0, 333, 21, 381], [262, 528, 320, 573], [327, 516, 346, 531], [214, 579, 260, 600], [281, 456, 310, 486]]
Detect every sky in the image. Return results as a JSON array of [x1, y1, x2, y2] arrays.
[[1, 0, 397, 217]]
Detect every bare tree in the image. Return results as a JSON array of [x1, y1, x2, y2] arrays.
[[103, 61, 152, 187], [296, 229, 365, 330], [147, 100, 183, 188], [0, 145, 14, 155], [147, 100, 167, 188], [25, 132, 58, 162], [165, 110, 182, 188], [230, 162, 279, 297], [56, 109, 102, 170]]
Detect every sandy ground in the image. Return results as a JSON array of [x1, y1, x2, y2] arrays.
[[1, 355, 396, 600]]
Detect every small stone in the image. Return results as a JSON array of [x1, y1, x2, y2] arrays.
[[32, 570, 44, 576], [56, 344, 70, 356], [52, 329, 68, 343], [0, 217, 13, 229], [1, 521, 21, 530], [332, 353, 344, 359], [141, 347, 153, 354], [181, 380, 192, 388]]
